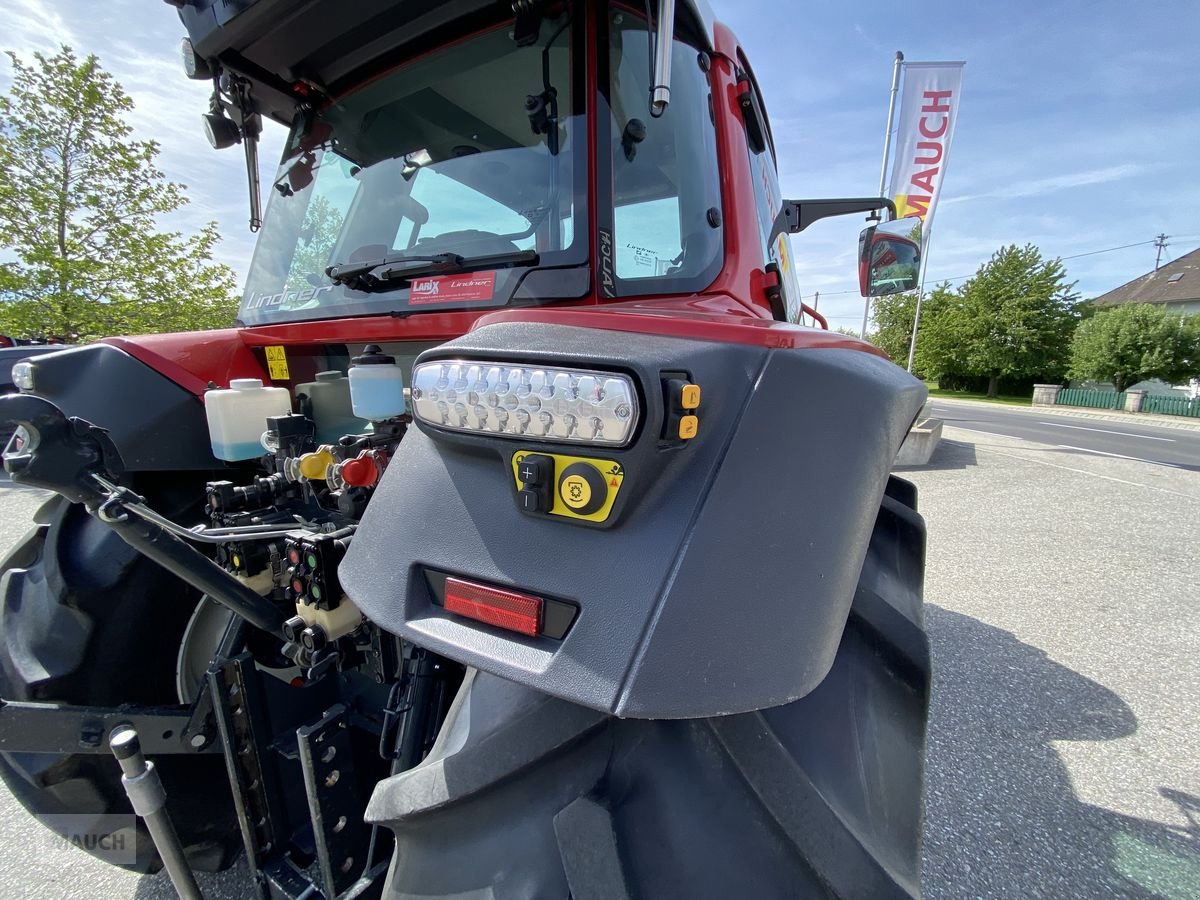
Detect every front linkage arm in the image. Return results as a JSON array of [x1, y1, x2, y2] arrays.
[[0, 394, 285, 636]]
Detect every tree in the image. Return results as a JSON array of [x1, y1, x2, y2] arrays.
[[1068, 303, 1200, 392], [867, 286, 953, 370], [0, 47, 238, 341], [916, 244, 1079, 396]]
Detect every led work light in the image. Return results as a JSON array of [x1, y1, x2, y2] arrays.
[[410, 361, 639, 446]]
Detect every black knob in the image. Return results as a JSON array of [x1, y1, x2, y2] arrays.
[[282, 616, 306, 643], [557, 462, 608, 516], [301, 625, 328, 652]]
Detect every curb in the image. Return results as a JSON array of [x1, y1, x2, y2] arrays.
[[925, 396, 1200, 432]]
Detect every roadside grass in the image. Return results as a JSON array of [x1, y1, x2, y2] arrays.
[[923, 384, 1032, 407]]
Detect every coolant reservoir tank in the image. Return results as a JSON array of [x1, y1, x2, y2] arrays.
[[349, 345, 406, 421], [295, 370, 362, 443], [205, 378, 292, 461]]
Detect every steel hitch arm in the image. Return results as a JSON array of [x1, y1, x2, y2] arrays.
[[0, 394, 285, 636]]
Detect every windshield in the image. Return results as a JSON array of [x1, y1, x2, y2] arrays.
[[240, 12, 584, 325]]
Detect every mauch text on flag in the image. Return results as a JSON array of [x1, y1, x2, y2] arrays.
[[887, 62, 964, 240]]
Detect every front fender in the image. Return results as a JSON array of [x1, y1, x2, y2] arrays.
[[7, 344, 220, 471]]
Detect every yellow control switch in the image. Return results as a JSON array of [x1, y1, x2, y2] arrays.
[[680, 383, 701, 409], [678, 415, 699, 440], [511, 451, 625, 523]]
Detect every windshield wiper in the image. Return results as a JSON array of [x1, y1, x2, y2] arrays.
[[327, 250, 539, 293], [327, 253, 462, 287]]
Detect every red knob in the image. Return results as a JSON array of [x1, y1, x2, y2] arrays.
[[340, 454, 379, 488]]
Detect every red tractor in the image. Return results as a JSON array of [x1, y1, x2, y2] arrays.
[[0, 1, 929, 897]]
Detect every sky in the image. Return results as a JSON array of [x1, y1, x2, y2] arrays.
[[3, 0, 1199, 332]]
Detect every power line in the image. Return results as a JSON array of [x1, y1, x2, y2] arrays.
[[1063, 239, 1156, 262]]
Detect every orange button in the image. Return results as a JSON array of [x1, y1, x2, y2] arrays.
[[680, 383, 701, 409], [678, 415, 699, 440]]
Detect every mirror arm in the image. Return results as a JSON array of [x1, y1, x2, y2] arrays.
[[768, 197, 896, 251]]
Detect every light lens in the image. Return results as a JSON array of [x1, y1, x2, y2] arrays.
[[11, 361, 34, 392], [180, 38, 212, 80], [203, 112, 241, 150], [443, 577, 543, 637], [410, 360, 638, 446]]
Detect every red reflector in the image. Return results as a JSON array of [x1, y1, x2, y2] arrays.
[[443, 578, 542, 637]]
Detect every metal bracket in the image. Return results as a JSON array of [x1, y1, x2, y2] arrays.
[[0, 698, 215, 755], [297, 703, 370, 898], [209, 654, 282, 900]]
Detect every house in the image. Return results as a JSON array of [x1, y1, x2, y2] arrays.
[[1091, 246, 1200, 316], [1087, 246, 1200, 398]]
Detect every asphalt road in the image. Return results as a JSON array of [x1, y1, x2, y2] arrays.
[[0, 424, 1197, 898], [925, 399, 1200, 471]]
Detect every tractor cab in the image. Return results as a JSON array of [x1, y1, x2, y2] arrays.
[[177, 0, 838, 331]]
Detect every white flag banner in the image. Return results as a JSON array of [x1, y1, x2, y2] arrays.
[[887, 62, 964, 242]]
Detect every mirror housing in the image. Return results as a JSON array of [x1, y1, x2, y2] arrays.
[[858, 215, 923, 297]]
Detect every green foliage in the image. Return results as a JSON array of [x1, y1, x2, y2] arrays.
[[283, 195, 344, 298], [0, 47, 238, 341], [1068, 303, 1200, 392], [868, 289, 915, 365], [915, 244, 1079, 395]]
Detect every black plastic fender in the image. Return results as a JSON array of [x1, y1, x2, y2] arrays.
[[5, 343, 219, 471], [341, 321, 926, 718]]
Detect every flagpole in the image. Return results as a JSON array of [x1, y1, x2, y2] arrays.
[[863, 51, 905, 339], [905, 225, 933, 372]]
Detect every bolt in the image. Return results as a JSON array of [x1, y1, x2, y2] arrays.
[[189, 733, 208, 749]]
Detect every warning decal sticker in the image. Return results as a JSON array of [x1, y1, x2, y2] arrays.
[[264, 345, 290, 380]]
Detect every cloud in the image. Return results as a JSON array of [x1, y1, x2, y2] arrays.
[[853, 24, 885, 53], [2, 0, 77, 53], [944, 164, 1147, 205]]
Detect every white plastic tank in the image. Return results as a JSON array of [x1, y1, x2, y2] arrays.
[[205, 378, 292, 461], [349, 345, 407, 421]]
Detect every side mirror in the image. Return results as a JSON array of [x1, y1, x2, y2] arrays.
[[858, 215, 923, 297]]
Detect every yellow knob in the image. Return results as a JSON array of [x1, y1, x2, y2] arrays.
[[298, 447, 335, 480]]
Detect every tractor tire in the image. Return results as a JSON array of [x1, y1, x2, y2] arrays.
[[368, 480, 931, 898], [0, 494, 240, 872]]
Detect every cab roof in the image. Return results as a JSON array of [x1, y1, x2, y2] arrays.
[[177, 0, 718, 127]]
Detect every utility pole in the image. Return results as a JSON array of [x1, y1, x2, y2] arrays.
[[1154, 233, 1169, 270]]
